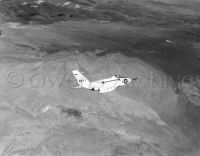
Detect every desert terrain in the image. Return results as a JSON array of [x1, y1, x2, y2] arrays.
[[0, 0, 200, 155]]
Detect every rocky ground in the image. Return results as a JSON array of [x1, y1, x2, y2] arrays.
[[0, 0, 200, 156]]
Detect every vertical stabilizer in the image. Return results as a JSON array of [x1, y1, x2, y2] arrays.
[[72, 70, 90, 88]]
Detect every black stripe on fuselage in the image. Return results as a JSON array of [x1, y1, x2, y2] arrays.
[[101, 79, 120, 84]]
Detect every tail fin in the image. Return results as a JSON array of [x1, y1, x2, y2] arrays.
[[72, 70, 90, 89]]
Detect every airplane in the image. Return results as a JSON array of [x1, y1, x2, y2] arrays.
[[72, 70, 138, 93]]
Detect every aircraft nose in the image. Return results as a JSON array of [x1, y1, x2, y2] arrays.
[[127, 78, 132, 83]]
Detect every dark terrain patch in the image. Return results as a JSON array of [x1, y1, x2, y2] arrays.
[[40, 44, 72, 54], [132, 36, 200, 80], [16, 44, 37, 51], [39, 44, 98, 54], [0, 2, 79, 24], [0, 1, 128, 24], [60, 106, 82, 118]]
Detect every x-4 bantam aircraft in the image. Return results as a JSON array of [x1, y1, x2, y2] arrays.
[[72, 70, 138, 93]]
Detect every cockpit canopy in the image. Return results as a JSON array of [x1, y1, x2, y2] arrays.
[[114, 75, 127, 78]]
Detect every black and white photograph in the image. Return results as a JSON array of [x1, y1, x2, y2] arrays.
[[0, 0, 200, 155]]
